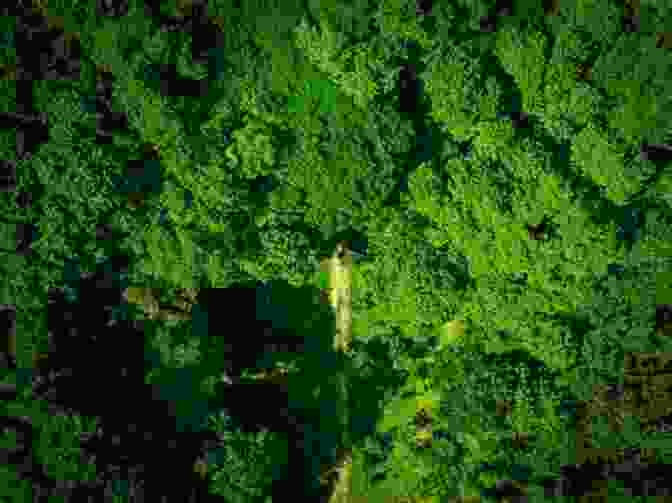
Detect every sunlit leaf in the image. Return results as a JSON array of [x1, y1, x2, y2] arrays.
[[377, 396, 417, 433], [437, 319, 465, 349]]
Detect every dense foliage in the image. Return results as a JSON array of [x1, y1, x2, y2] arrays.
[[0, 0, 671, 502]]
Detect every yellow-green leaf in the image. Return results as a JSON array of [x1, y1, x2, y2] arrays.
[[437, 319, 465, 349], [377, 397, 417, 433]]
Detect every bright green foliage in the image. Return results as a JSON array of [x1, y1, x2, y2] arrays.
[[423, 57, 479, 140], [292, 17, 345, 77], [541, 65, 602, 141], [141, 224, 199, 290], [288, 78, 339, 115], [494, 26, 548, 117], [116, 3, 414, 289], [334, 44, 382, 110], [293, 17, 382, 110], [262, 86, 402, 237], [294, 140, 368, 229], [198, 100, 237, 153], [436, 320, 466, 350], [371, 0, 435, 50], [236, 76, 269, 121], [352, 205, 467, 345], [384, 439, 433, 494], [423, 41, 504, 141], [355, 410, 440, 499], [118, 75, 188, 158], [251, 34, 302, 98], [239, 226, 320, 287], [224, 117, 276, 179], [470, 120, 515, 161], [407, 142, 627, 370], [113, 57, 255, 289], [571, 123, 646, 204], [376, 395, 419, 434], [538, 28, 605, 140]]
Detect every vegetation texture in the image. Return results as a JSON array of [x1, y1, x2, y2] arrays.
[[1, 0, 672, 502]]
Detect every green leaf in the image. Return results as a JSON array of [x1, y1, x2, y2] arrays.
[[306, 78, 338, 115], [287, 94, 306, 114], [437, 319, 465, 349], [319, 270, 330, 289], [377, 396, 417, 433]]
